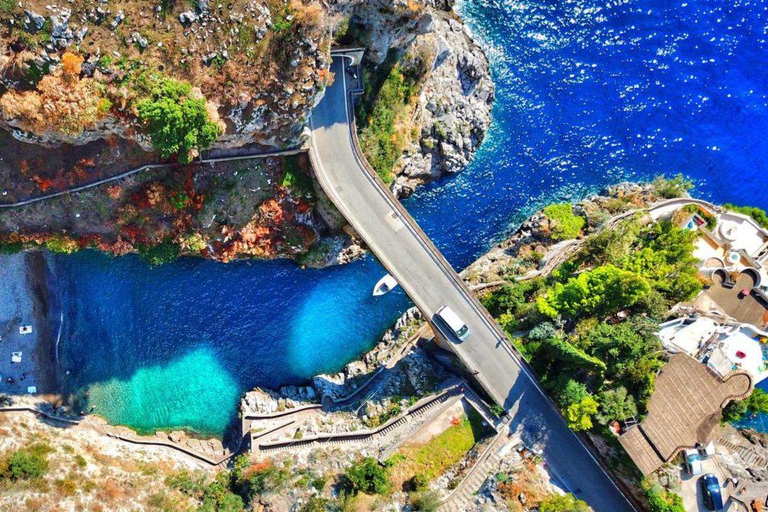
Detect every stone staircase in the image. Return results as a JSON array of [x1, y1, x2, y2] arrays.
[[438, 434, 509, 512], [258, 386, 462, 455], [721, 439, 768, 469]]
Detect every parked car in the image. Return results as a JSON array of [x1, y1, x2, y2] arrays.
[[435, 305, 471, 342], [684, 448, 703, 475], [699, 473, 724, 511]]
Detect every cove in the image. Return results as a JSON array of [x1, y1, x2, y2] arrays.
[[58, 0, 768, 436]]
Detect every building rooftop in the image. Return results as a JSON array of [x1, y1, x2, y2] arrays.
[[703, 270, 768, 329], [619, 353, 752, 475]]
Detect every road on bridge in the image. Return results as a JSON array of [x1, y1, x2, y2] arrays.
[[309, 55, 636, 512]]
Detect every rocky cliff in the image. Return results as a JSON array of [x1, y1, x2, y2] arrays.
[[0, 1, 492, 181], [329, 0, 495, 196]]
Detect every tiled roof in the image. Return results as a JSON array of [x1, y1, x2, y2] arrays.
[[619, 353, 752, 475]]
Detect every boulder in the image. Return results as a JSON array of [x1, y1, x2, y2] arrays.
[[24, 10, 46, 32]]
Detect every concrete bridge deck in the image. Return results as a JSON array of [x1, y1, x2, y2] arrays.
[[309, 54, 636, 512]]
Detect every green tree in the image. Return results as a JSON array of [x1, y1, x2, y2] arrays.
[[723, 389, 768, 423], [537, 265, 650, 319], [344, 457, 391, 495], [539, 493, 590, 512], [586, 319, 664, 401], [543, 203, 586, 240], [621, 221, 701, 303], [580, 217, 641, 266], [596, 387, 638, 424], [566, 395, 599, 431], [137, 78, 221, 163], [647, 486, 685, 512], [558, 380, 588, 409]]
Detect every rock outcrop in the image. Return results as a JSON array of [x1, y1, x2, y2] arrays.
[[0, 0, 491, 180], [328, 0, 495, 197]]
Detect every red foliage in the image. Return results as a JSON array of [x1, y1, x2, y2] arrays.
[[259, 198, 285, 225], [31, 175, 55, 192]]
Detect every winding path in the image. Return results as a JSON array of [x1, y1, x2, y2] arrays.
[[308, 54, 637, 512]]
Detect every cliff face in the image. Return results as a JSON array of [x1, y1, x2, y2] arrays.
[[0, 0, 332, 152], [0, 0, 492, 177], [327, 0, 494, 196], [0, 0, 494, 266]]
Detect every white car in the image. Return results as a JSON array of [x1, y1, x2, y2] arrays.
[[684, 448, 703, 475], [435, 305, 471, 342]]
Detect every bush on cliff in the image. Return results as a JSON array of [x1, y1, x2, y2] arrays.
[[136, 78, 221, 163], [543, 203, 585, 240], [539, 493, 590, 512], [343, 457, 391, 495], [537, 265, 649, 319], [136, 240, 180, 266], [0, 444, 53, 481]]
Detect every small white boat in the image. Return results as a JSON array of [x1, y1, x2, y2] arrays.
[[19, 325, 32, 335], [373, 274, 399, 296]]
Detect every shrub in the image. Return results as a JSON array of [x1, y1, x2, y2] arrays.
[[44, 236, 79, 254], [1, 448, 49, 480], [136, 78, 221, 163], [344, 457, 391, 495], [647, 486, 685, 512], [543, 203, 586, 240], [410, 490, 440, 511], [539, 493, 590, 512], [299, 497, 335, 512], [137, 240, 180, 266], [651, 174, 694, 199], [0, 241, 24, 254], [537, 265, 649, 319], [0, 67, 106, 136], [406, 473, 429, 492]]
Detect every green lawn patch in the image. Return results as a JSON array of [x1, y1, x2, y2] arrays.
[[388, 409, 487, 488]]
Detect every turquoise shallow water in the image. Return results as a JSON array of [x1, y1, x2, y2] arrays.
[[58, 0, 768, 436]]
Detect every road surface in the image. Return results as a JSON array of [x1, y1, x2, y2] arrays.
[[309, 55, 636, 512]]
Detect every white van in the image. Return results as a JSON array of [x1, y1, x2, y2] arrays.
[[436, 305, 470, 342]]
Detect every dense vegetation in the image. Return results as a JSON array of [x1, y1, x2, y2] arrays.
[[722, 388, 768, 423], [482, 216, 703, 430], [543, 203, 586, 240], [136, 78, 221, 163], [646, 485, 685, 512], [357, 48, 432, 184]]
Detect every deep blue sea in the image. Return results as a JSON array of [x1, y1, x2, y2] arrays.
[[57, 0, 768, 436]]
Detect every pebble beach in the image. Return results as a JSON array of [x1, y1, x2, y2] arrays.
[[0, 252, 59, 397]]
